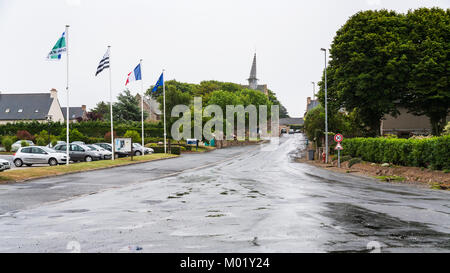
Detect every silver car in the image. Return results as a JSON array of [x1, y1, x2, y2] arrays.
[[13, 146, 68, 167], [0, 158, 11, 171], [11, 140, 34, 152], [86, 144, 112, 160]]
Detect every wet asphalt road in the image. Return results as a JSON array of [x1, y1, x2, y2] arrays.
[[0, 134, 448, 253]]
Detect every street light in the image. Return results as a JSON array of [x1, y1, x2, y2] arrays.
[[46, 115, 52, 146], [320, 48, 328, 164], [311, 82, 315, 98]]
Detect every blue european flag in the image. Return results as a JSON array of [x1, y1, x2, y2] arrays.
[[152, 73, 164, 92], [134, 64, 142, 81]]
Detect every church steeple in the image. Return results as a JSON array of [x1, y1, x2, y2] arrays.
[[248, 53, 258, 90]]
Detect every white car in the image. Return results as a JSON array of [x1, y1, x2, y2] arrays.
[[0, 158, 11, 171], [86, 144, 112, 160], [13, 146, 68, 167], [11, 140, 34, 152]]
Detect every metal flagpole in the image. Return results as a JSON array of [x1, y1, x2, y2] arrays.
[[140, 59, 145, 150], [109, 46, 114, 160], [65, 25, 70, 165], [163, 69, 167, 154]]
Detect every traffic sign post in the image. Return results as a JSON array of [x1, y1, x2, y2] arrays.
[[334, 134, 344, 168]]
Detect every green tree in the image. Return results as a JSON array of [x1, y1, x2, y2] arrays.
[[113, 90, 147, 122], [90, 101, 110, 120], [2, 137, 13, 152], [320, 10, 408, 136], [60, 128, 85, 142], [124, 130, 141, 144], [402, 8, 450, 135], [157, 85, 191, 135]]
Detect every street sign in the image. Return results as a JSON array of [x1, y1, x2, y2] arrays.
[[334, 143, 343, 150], [334, 134, 343, 142]]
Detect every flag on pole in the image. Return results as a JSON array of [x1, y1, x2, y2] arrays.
[[95, 48, 110, 76], [47, 32, 67, 60], [125, 63, 142, 85], [152, 73, 164, 92]]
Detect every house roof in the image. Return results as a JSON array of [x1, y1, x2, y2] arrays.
[[280, 117, 304, 126], [0, 93, 53, 120], [61, 107, 84, 120]]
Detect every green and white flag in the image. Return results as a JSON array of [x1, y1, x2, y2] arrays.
[[47, 31, 66, 60]]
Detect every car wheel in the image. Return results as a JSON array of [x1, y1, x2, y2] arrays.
[[48, 158, 58, 166], [135, 151, 142, 156], [85, 156, 93, 162], [14, 159, 23, 167]]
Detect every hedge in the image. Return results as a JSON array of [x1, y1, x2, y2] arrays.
[[342, 136, 450, 170]]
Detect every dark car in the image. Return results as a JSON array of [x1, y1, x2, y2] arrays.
[[53, 143, 102, 162], [94, 143, 129, 158]]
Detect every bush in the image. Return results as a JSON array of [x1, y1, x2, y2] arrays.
[[17, 130, 33, 140], [35, 137, 46, 146], [348, 158, 362, 168], [342, 135, 450, 170], [21, 140, 29, 147], [104, 131, 117, 142], [124, 130, 141, 144], [2, 137, 13, 152]]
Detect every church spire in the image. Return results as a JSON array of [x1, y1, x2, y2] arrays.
[[248, 53, 258, 90]]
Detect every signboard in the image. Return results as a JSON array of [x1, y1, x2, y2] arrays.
[[115, 138, 132, 153], [186, 139, 198, 145], [334, 134, 343, 143], [334, 143, 343, 150]]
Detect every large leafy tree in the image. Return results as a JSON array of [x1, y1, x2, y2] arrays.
[[157, 85, 191, 132], [90, 101, 110, 120], [113, 90, 147, 122], [320, 10, 408, 136], [402, 8, 450, 135]]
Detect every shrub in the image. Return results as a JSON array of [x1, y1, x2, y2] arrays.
[[2, 137, 13, 152], [342, 135, 450, 170], [348, 158, 362, 168], [104, 131, 117, 142], [124, 130, 141, 144], [16, 130, 33, 140], [35, 137, 46, 146], [21, 140, 29, 147]]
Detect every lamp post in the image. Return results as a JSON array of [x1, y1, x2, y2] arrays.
[[320, 48, 328, 164], [311, 82, 315, 98]]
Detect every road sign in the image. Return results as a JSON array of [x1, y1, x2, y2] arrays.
[[334, 143, 343, 150], [334, 134, 343, 142]]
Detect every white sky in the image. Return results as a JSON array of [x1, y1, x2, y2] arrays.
[[0, 0, 448, 117]]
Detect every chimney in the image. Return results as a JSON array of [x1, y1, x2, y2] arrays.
[[50, 88, 57, 99], [307, 96, 311, 107], [81, 105, 86, 112]]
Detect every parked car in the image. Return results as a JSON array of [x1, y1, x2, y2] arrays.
[[86, 144, 112, 160], [132, 143, 153, 155], [53, 143, 101, 162], [47, 141, 66, 149], [281, 128, 287, 134], [94, 143, 129, 158], [72, 141, 85, 145], [288, 129, 295, 134], [13, 146, 68, 167], [11, 140, 34, 152], [0, 158, 11, 171]]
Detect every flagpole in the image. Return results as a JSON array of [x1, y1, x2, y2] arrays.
[[65, 25, 70, 165], [140, 59, 145, 151], [163, 69, 166, 154], [109, 46, 114, 160]]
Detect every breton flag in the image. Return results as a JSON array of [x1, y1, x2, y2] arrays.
[[125, 63, 142, 85], [95, 48, 110, 76], [152, 73, 164, 92], [47, 32, 67, 60]]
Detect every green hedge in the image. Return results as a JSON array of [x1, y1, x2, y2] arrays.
[[342, 136, 450, 170], [151, 146, 181, 155]]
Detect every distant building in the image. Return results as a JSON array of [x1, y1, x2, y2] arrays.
[[381, 108, 450, 137], [0, 88, 64, 124], [135, 94, 162, 122], [243, 53, 269, 96], [61, 105, 87, 122], [304, 96, 320, 117]]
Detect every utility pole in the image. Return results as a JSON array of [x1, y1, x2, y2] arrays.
[[320, 48, 328, 164], [311, 81, 315, 98]]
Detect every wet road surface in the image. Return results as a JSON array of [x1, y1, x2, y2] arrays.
[[0, 135, 448, 252]]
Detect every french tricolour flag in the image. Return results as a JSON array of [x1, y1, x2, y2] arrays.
[[125, 63, 142, 85]]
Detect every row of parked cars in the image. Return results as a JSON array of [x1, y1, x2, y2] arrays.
[[9, 141, 153, 168]]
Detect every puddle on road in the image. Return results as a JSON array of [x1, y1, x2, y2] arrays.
[[322, 202, 450, 252], [60, 209, 90, 213]]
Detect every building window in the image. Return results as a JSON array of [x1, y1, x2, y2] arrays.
[[18, 109, 23, 113], [5, 108, 10, 113]]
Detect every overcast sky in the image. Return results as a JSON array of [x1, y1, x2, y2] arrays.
[[0, 0, 448, 117]]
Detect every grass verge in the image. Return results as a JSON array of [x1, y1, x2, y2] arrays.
[[0, 153, 178, 183], [374, 175, 405, 182]]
